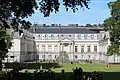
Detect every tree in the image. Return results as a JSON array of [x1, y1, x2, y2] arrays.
[[0, 0, 90, 70], [103, 0, 120, 58]]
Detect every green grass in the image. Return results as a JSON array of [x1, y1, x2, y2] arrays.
[[3, 63, 120, 73], [51, 63, 120, 72], [3, 63, 120, 80]]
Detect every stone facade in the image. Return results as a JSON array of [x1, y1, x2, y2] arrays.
[[3, 29, 37, 62], [31, 24, 111, 63], [3, 24, 120, 63]]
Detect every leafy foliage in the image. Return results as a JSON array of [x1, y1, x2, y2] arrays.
[[39, 0, 90, 17], [0, 0, 90, 70], [104, 0, 120, 55]]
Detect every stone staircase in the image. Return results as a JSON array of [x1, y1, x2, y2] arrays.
[[56, 51, 70, 63]]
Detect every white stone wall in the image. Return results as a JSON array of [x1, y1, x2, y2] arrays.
[[4, 29, 37, 63], [3, 39, 21, 62], [19, 30, 36, 62], [4, 29, 120, 63], [35, 39, 101, 61], [34, 32, 120, 63]]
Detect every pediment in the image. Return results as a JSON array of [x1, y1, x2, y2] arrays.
[[61, 38, 73, 42]]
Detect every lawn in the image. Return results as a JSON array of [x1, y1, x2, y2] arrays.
[[3, 63, 120, 73], [3, 63, 120, 80], [51, 63, 120, 72]]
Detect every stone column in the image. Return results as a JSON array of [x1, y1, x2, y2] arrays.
[[69, 43, 71, 61], [73, 42, 75, 62], [59, 43, 61, 53], [62, 43, 64, 52], [25, 40, 28, 61], [69, 43, 71, 53]]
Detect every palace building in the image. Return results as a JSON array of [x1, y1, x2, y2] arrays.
[[3, 24, 120, 63]]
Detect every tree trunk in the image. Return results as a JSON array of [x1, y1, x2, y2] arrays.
[[114, 53, 115, 63], [0, 60, 2, 71]]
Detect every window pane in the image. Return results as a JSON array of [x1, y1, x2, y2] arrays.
[[75, 46, 78, 52], [55, 55, 57, 58], [91, 34, 94, 39], [48, 45, 52, 52], [54, 45, 58, 52], [75, 55, 78, 59], [84, 34, 87, 39], [42, 55, 45, 59], [94, 46, 97, 52], [81, 46, 84, 52], [42, 45, 45, 52], [48, 55, 52, 60], [87, 46, 91, 52]]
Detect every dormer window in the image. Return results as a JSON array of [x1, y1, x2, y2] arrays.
[[69, 35, 71, 37], [90, 34, 94, 39], [84, 34, 88, 39], [61, 35, 63, 37], [45, 35, 46, 37]]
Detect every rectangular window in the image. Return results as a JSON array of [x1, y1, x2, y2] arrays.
[[78, 34, 81, 39], [87, 46, 91, 52], [48, 55, 52, 60], [84, 34, 88, 39], [75, 55, 78, 59], [75, 46, 78, 52], [54, 45, 58, 52], [97, 34, 99, 39], [42, 55, 45, 59], [42, 45, 45, 52], [55, 55, 57, 58], [48, 45, 52, 52], [94, 46, 97, 52], [81, 46, 84, 53]]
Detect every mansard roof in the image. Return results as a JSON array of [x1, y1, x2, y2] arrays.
[[29, 24, 104, 34]]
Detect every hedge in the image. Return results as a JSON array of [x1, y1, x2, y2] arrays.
[[4, 62, 60, 69]]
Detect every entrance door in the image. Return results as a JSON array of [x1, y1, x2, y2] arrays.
[[63, 43, 69, 52]]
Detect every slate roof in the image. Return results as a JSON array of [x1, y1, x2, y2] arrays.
[[29, 24, 104, 34]]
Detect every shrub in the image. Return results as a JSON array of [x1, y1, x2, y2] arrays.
[[71, 62, 73, 64], [4, 62, 60, 69]]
